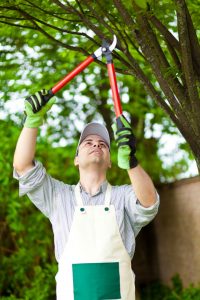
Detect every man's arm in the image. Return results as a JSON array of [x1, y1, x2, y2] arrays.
[[128, 165, 157, 207], [13, 127, 38, 176], [112, 115, 158, 208], [13, 89, 55, 175], [13, 126, 58, 218]]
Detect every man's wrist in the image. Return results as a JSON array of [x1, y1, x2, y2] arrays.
[[24, 115, 43, 128]]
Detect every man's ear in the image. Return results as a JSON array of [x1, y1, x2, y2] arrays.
[[74, 156, 79, 167]]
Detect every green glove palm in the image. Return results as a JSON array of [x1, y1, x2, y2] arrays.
[[24, 89, 56, 128], [112, 115, 138, 169]]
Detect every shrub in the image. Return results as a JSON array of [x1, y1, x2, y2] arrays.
[[141, 274, 200, 300]]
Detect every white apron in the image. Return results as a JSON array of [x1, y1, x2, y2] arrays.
[[56, 183, 135, 300]]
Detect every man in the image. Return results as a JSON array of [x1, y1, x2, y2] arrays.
[[13, 90, 159, 300]]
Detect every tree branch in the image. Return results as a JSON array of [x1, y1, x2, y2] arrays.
[[21, 11, 99, 44], [111, 0, 147, 63], [82, 0, 142, 61], [165, 39, 186, 86], [175, 0, 200, 133], [134, 27, 192, 125], [80, 0, 117, 39], [52, 0, 137, 73], [135, 34, 185, 118], [8, 6, 89, 55], [1, 4, 97, 44], [138, 13, 188, 103], [123, 30, 145, 59], [112, 0, 185, 119], [113, 0, 135, 28], [185, 3, 200, 77], [24, 0, 83, 22], [52, 0, 187, 135], [149, 15, 180, 52], [49, 0, 73, 13], [124, 49, 180, 120], [0, 15, 25, 21], [0, 20, 35, 29], [111, 0, 188, 130], [148, 15, 183, 81], [95, 0, 136, 54], [52, 0, 107, 41]]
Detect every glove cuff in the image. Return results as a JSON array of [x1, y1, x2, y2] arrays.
[[129, 154, 138, 169]]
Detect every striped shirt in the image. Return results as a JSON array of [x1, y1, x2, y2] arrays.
[[13, 160, 159, 262]]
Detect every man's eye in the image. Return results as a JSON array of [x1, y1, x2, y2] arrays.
[[100, 143, 106, 147]]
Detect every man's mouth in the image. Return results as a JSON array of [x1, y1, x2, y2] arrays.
[[90, 149, 102, 155]]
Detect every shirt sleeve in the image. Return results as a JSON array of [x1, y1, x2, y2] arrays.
[[124, 184, 160, 237], [13, 160, 60, 218]]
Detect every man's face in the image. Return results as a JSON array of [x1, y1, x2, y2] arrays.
[[74, 134, 111, 171]]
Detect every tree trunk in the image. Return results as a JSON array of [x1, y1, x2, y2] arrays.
[[187, 140, 200, 174]]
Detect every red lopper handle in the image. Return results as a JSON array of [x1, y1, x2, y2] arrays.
[[51, 56, 94, 94], [107, 63, 123, 118]]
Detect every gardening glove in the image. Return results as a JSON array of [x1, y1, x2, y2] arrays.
[[112, 115, 138, 169], [24, 89, 56, 128]]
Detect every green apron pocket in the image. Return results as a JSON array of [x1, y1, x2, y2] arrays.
[[72, 262, 121, 300]]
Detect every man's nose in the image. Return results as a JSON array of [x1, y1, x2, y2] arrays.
[[93, 143, 100, 148]]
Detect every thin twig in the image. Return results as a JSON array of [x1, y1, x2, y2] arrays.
[[0, 20, 35, 30]]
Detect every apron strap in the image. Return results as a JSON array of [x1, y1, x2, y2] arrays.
[[74, 182, 112, 207], [74, 183, 83, 206], [104, 183, 112, 206]]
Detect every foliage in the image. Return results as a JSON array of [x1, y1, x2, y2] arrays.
[[0, 0, 199, 175], [141, 274, 200, 300], [0, 119, 78, 298]]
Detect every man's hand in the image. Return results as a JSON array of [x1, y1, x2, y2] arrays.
[[112, 115, 138, 169], [24, 89, 56, 128]]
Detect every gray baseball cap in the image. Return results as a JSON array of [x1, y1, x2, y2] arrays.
[[76, 122, 110, 155]]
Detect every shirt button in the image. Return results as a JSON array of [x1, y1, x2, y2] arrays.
[[104, 207, 109, 211]]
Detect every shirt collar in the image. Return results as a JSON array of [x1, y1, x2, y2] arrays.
[[79, 180, 108, 196]]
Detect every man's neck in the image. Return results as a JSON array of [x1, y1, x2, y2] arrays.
[[79, 170, 107, 196]]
